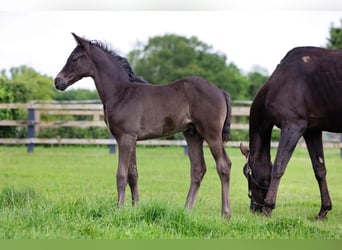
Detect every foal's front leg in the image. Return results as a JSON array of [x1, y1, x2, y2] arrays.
[[183, 130, 206, 210], [116, 135, 137, 207]]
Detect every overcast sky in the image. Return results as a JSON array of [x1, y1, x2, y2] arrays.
[[1, 1, 342, 89]]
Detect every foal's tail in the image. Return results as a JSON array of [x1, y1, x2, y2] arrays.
[[221, 90, 232, 142]]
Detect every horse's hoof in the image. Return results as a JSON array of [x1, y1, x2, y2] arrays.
[[315, 210, 329, 220], [262, 207, 272, 218], [315, 215, 327, 221]]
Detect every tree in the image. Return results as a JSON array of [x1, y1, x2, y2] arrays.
[[0, 76, 30, 137], [5, 66, 56, 101], [0, 66, 56, 137], [128, 34, 251, 99], [326, 20, 342, 49], [246, 66, 269, 98]]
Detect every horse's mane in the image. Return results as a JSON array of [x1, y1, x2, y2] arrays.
[[90, 40, 147, 84]]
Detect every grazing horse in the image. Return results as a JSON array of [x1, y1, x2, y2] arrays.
[[240, 46, 342, 220], [54, 33, 232, 218]]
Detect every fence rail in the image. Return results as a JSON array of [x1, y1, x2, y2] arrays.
[[1, 102, 341, 153]]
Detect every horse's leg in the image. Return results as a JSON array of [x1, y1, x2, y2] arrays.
[[116, 134, 136, 207], [128, 148, 139, 206], [207, 139, 232, 218], [263, 124, 305, 216], [183, 129, 206, 211], [303, 131, 332, 220]]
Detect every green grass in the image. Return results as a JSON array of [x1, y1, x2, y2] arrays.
[[0, 145, 342, 238]]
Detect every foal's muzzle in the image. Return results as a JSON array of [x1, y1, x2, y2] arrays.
[[54, 77, 69, 91]]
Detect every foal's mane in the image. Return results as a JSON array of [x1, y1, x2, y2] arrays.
[[90, 40, 147, 83]]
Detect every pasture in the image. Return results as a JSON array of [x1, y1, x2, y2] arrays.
[[0, 145, 342, 239]]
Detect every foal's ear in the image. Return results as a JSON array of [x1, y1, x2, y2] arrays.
[[239, 143, 249, 159], [71, 33, 89, 48]]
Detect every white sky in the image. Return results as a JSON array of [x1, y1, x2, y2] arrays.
[[1, 1, 342, 90]]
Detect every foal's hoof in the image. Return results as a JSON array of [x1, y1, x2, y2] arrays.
[[222, 213, 231, 220], [221, 209, 231, 220]]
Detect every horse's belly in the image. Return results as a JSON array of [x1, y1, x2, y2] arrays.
[[308, 113, 342, 132]]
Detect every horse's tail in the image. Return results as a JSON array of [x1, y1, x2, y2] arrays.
[[221, 90, 232, 142]]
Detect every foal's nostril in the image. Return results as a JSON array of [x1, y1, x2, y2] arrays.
[[54, 77, 62, 85]]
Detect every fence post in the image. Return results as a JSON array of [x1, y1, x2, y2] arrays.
[[27, 107, 35, 153], [109, 132, 116, 154]]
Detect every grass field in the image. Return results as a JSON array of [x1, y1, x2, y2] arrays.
[[0, 145, 342, 239]]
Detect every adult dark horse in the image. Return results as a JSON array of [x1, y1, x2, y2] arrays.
[[240, 46, 342, 220], [54, 33, 232, 217]]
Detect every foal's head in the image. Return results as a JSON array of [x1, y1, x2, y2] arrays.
[[55, 33, 94, 91], [55, 33, 147, 91]]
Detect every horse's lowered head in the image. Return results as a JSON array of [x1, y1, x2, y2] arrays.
[[240, 143, 271, 214], [55, 33, 94, 91]]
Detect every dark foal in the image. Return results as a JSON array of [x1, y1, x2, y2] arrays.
[[55, 33, 232, 217]]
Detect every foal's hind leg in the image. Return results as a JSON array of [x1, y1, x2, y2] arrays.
[[207, 139, 232, 218], [183, 129, 206, 211], [304, 131, 332, 220], [128, 148, 139, 206]]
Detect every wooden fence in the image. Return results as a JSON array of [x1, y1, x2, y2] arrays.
[[0, 102, 341, 153]]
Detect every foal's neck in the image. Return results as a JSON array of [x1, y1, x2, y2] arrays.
[[91, 51, 131, 105]]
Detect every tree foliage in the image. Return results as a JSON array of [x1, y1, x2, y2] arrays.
[[0, 73, 30, 137], [128, 34, 263, 100], [54, 89, 99, 101], [0, 65, 55, 102], [326, 20, 342, 49], [246, 69, 268, 98], [0, 66, 56, 137]]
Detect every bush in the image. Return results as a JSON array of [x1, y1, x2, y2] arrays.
[[38, 127, 109, 139]]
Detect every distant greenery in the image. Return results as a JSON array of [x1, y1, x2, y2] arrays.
[[0, 66, 101, 139], [128, 34, 267, 100], [0, 68, 32, 138], [0, 66, 55, 102], [0, 66, 100, 104], [326, 20, 342, 49], [54, 89, 99, 101], [38, 127, 109, 140]]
